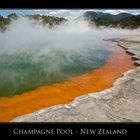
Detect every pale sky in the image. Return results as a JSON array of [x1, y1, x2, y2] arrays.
[[0, 9, 140, 19]]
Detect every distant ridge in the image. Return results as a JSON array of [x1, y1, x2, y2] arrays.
[[0, 13, 66, 31], [84, 11, 132, 21], [1, 12, 140, 30], [83, 11, 140, 29]]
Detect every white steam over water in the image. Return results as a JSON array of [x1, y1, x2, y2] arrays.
[[0, 17, 139, 55]]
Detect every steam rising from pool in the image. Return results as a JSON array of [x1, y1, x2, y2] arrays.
[[0, 17, 139, 96]]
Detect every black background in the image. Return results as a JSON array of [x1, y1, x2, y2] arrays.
[[0, 0, 140, 138], [0, 0, 140, 8], [0, 123, 140, 137]]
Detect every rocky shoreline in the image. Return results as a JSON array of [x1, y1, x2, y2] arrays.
[[12, 37, 140, 122]]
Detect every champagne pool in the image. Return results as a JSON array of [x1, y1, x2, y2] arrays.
[[0, 19, 135, 121]]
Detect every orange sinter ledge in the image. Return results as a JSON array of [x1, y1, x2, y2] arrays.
[[0, 42, 135, 122]]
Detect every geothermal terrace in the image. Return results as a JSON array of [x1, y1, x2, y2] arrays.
[[12, 36, 140, 122]]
